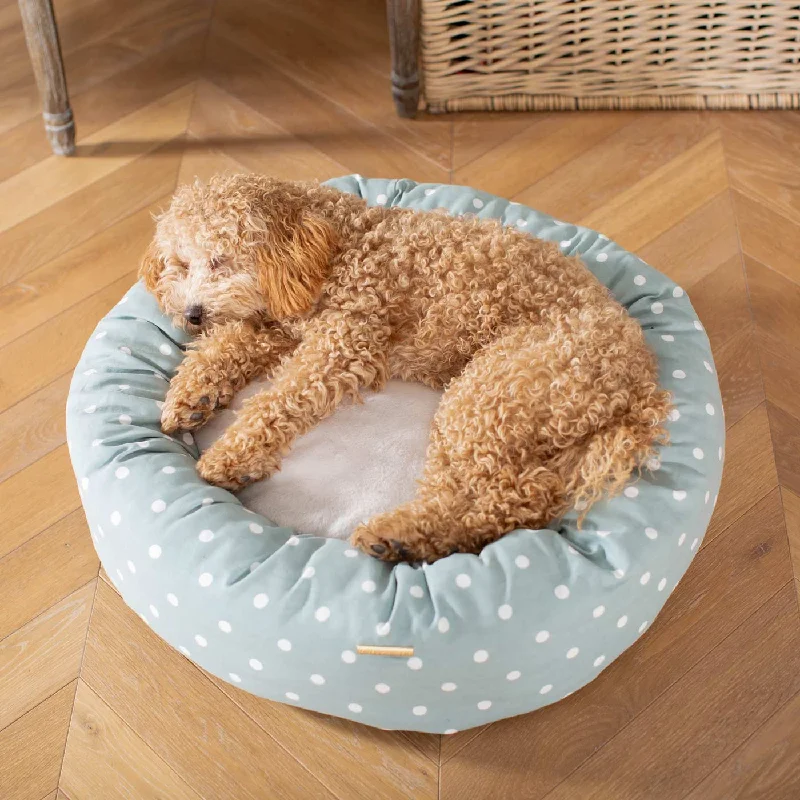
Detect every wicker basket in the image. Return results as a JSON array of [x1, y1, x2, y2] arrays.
[[420, 1, 800, 111]]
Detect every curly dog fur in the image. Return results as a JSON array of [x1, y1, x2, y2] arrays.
[[141, 175, 671, 562]]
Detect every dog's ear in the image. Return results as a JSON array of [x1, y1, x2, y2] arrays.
[[256, 211, 336, 319], [139, 240, 164, 293]]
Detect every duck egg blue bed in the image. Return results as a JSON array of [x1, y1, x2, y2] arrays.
[[66, 176, 725, 734]]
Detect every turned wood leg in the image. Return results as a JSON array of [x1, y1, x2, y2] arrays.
[[386, 0, 420, 118], [18, 0, 75, 155]]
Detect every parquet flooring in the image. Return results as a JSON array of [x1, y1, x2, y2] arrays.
[[1, 0, 799, 797]]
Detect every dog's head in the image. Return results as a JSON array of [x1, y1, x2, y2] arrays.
[[141, 175, 337, 331]]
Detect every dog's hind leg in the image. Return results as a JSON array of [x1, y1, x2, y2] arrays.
[[352, 317, 671, 562]]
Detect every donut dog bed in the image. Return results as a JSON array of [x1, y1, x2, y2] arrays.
[[67, 176, 724, 734]]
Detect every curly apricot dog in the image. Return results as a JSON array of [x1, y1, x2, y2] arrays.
[[141, 175, 671, 562]]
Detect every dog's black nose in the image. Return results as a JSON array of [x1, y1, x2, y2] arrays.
[[184, 305, 204, 326]]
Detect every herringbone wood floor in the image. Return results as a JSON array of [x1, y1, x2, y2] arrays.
[[2, 0, 800, 798]]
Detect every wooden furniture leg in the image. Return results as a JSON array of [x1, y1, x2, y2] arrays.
[[386, 0, 420, 118], [18, 0, 76, 155]]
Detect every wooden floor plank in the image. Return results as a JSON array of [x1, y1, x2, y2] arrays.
[[712, 326, 765, 430], [0, 681, 77, 800], [81, 580, 338, 800], [0, 583, 94, 731], [784, 488, 800, 589], [540, 584, 800, 800], [61, 681, 203, 800], [0, 445, 79, 560], [0, 510, 98, 641], [757, 331, 800, 423], [683, 688, 800, 800], [440, 489, 791, 799], [768, 404, 800, 499]]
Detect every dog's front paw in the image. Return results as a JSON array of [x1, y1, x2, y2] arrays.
[[196, 436, 280, 491], [161, 373, 235, 434]]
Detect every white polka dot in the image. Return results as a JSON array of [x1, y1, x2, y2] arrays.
[[639, 621, 649, 633], [693, 447, 704, 460], [249, 659, 263, 671], [253, 593, 268, 609], [566, 647, 580, 659], [706, 403, 715, 415], [285, 691, 299, 701], [375, 683, 391, 694], [201, 498, 213, 506], [673, 286, 685, 298], [179, 646, 190, 657], [218, 620, 232, 633], [277, 639, 292, 651], [704, 360, 713, 373], [341, 650, 356, 664], [661, 334, 675, 342], [437, 617, 450, 633], [424, 188, 436, 196], [92, 439, 103, 447], [120, 346, 131, 355], [535, 630, 550, 643], [348, 703, 363, 713], [229, 673, 241, 683], [472, 197, 484, 209], [249, 522, 264, 534], [114, 466, 130, 480], [149, 604, 159, 618], [477, 700, 492, 710], [159, 343, 173, 355], [560, 240, 571, 248], [96, 526, 104, 539], [148, 544, 162, 559], [137, 441, 150, 449], [83, 369, 97, 376], [310, 674, 325, 685], [455, 573, 471, 588], [678, 533, 687, 546], [95, 330, 107, 339], [344, 549, 358, 558], [593, 605, 605, 618], [647, 457, 661, 471], [624, 486, 639, 499], [516, 219, 527, 227], [506, 670, 521, 681], [441, 681, 457, 692], [412, 705, 427, 716], [194, 634, 207, 647], [596, 530, 611, 538], [645, 527, 658, 540], [498, 604, 513, 620], [473, 649, 489, 663], [651, 302, 664, 315], [198, 529, 214, 543], [315, 607, 330, 622], [596, 252, 608, 262], [640, 571, 651, 585], [115, 570, 124, 582], [673, 490, 687, 502], [539, 684, 553, 695], [151, 499, 166, 513], [614, 568, 626, 579], [594, 655, 606, 667], [634, 274, 646, 286], [409, 585, 424, 598], [302, 566, 315, 579], [119, 414, 132, 425], [705, 490, 711, 504], [407, 657, 423, 670], [554, 584, 570, 599], [444, 729, 458, 735], [719, 447, 723, 461], [167, 593, 179, 606], [361, 580, 376, 593], [286, 535, 300, 546], [81, 477, 89, 491], [691, 538, 699, 551], [127, 560, 136, 574], [515, 555, 530, 569], [198, 572, 213, 587], [617, 615, 628, 628], [182, 432, 194, 445], [673, 369, 686, 379], [694, 320, 704, 331], [669, 408, 681, 421], [376, 622, 391, 636], [658, 578, 667, 591]]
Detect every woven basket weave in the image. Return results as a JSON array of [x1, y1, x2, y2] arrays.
[[421, 1, 800, 111]]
